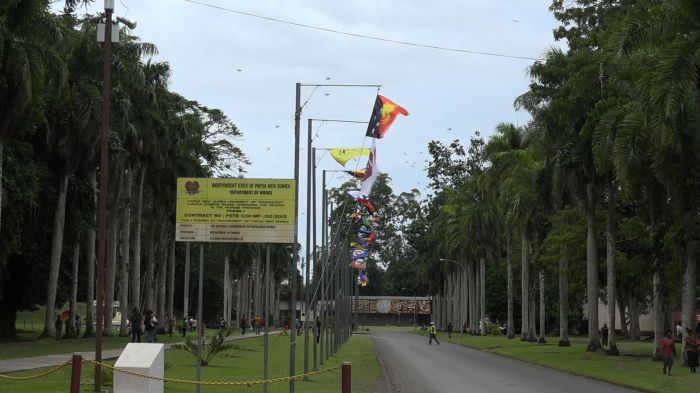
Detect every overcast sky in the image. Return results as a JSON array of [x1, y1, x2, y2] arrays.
[[61, 0, 562, 261]]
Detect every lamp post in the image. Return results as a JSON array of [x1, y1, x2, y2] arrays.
[[402, 287, 417, 331], [93, 2, 136, 391]]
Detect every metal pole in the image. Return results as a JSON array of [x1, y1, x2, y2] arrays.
[[290, 82, 301, 393], [354, 268, 359, 334], [184, 242, 190, 321], [70, 353, 82, 393], [196, 243, 204, 393], [312, 147, 318, 371], [321, 171, 327, 363], [263, 244, 270, 393], [94, 2, 113, 390], [303, 119, 312, 377], [341, 362, 352, 393]]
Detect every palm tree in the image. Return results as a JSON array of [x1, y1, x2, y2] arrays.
[[0, 0, 66, 235], [41, 13, 101, 338], [607, 0, 700, 352], [483, 122, 525, 339], [517, 46, 605, 351]]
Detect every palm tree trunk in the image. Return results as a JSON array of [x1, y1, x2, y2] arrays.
[[224, 256, 230, 323], [520, 227, 529, 341], [461, 264, 468, 334], [585, 181, 602, 351], [157, 226, 168, 321], [506, 234, 514, 339], [168, 239, 175, 323], [681, 236, 697, 351], [119, 167, 133, 336], [66, 240, 80, 338], [42, 172, 70, 338], [0, 140, 4, 233], [652, 269, 664, 360], [83, 170, 97, 338], [558, 245, 570, 346], [617, 294, 628, 339], [104, 202, 120, 337], [606, 180, 619, 355], [628, 287, 640, 340], [183, 241, 191, 319], [480, 257, 486, 336], [104, 170, 124, 337], [538, 269, 546, 343], [131, 164, 146, 310], [528, 285, 537, 342], [145, 214, 157, 313]]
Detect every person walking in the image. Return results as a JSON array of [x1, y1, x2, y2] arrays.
[[181, 317, 188, 337], [447, 322, 453, 338], [676, 322, 683, 343], [661, 329, 676, 375], [428, 322, 440, 345], [143, 310, 157, 343], [685, 328, 698, 373], [128, 307, 142, 343], [75, 315, 82, 336], [255, 314, 262, 335], [54, 314, 63, 340], [601, 323, 609, 347], [240, 316, 247, 335]]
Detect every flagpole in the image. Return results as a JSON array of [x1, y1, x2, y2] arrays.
[[303, 118, 312, 379], [290, 82, 301, 393]]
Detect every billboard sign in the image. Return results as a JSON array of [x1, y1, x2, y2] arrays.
[[175, 178, 295, 243]]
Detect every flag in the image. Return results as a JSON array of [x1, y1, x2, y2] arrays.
[[329, 147, 370, 166], [351, 260, 367, 269], [360, 139, 378, 196], [347, 190, 363, 200], [351, 249, 368, 260], [365, 95, 409, 139], [344, 169, 366, 179]]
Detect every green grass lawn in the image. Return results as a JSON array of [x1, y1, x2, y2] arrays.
[[1, 332, 382, 392], [0, 333, 190, 360], [422, 331, 698, 393]]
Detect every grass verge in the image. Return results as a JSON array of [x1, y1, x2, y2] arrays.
[[1, 332, 382, 392]]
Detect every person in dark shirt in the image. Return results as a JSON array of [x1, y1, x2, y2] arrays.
[[129, 307, 142, 343]]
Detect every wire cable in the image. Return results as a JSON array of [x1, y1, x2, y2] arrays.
[[182, 0, 541, 61]]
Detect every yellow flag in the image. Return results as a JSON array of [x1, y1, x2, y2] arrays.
[[328, 147, 370, 166]]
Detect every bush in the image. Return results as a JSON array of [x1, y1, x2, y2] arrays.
[[171, 328, 234, 366]]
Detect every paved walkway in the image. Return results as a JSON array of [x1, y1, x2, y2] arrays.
[[0, 331, 279, 374]]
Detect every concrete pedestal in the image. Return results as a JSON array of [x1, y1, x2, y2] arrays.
[[113, 343, 164, 393]]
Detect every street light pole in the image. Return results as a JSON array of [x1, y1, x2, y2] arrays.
[[94, 2, 114, 390]]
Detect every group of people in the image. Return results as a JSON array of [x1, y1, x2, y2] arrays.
[[662, 327, 699, 375], [53, 314, 81, 339], [126, 307, 160, 343], [238, 315, 266, 335]]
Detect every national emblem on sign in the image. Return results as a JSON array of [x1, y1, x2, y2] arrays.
[[184, 180, 200, 194]]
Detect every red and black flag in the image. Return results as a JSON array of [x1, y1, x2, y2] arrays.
[[365, 95, 409, 139]]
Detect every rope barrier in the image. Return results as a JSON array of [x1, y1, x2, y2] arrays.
[[0, 356, 342, 386], [85, 359, 342, 386], [0, 360, 72, 381]]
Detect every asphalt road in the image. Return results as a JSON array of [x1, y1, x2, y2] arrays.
[[372, 331, 640, 393]]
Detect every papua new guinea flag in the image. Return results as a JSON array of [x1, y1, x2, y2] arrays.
[[365, 95, 409, 139]]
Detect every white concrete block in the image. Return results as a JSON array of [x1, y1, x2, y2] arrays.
[[114, 343, 164, 393]]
